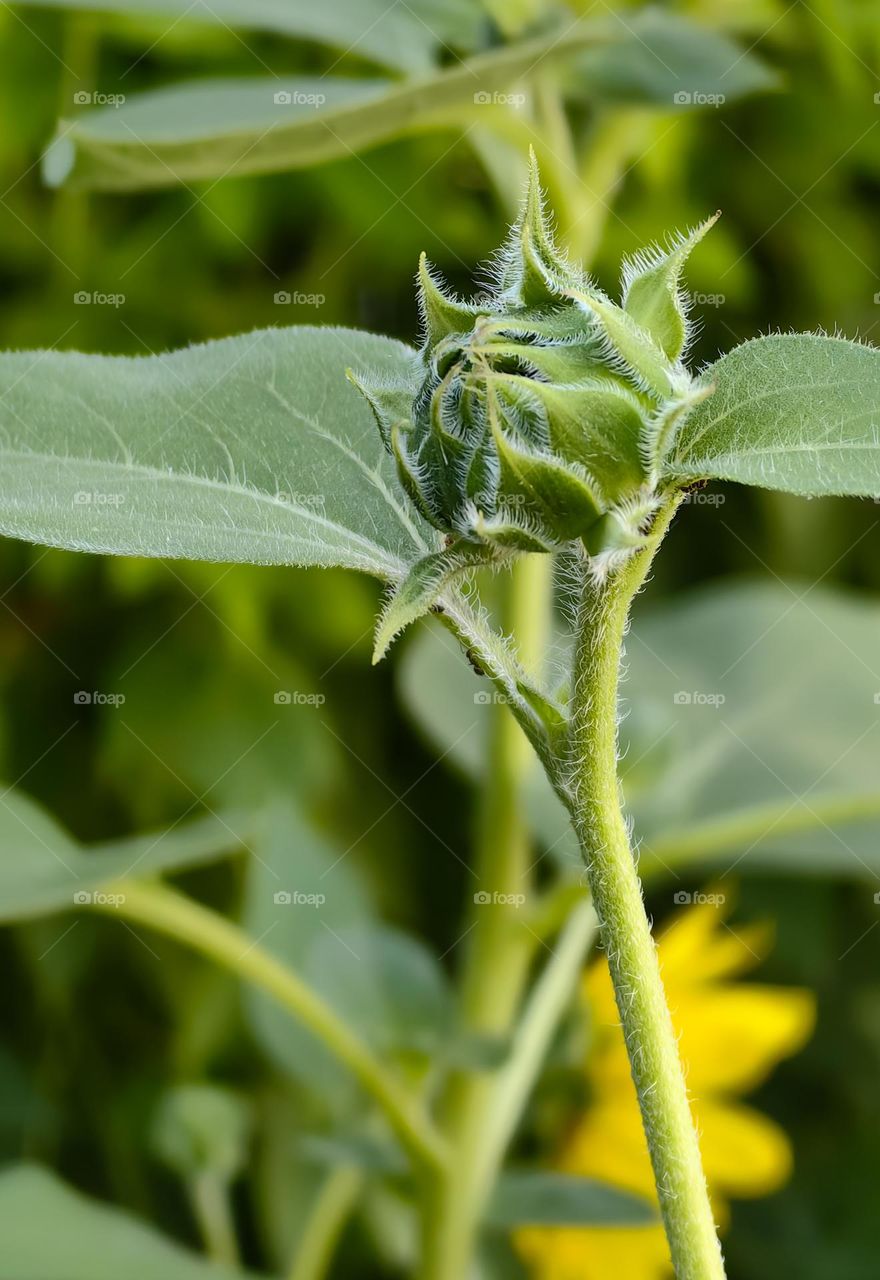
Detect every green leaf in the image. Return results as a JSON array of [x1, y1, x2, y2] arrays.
[[622, 213, 719, 360], [0, 789, 247, 923], [43, 22, 608, 191], [487, 1170, 657, 1227], [373, 542, 499, 664], [40, 13, 773, 192], [243, 800, 452, 1108], [0, 327, 429, 575], [571, 10, 778, 106], [667, 334, 880, 497], [14, 0, 481, 73], [0, 1164, 254, 1280], [398, 581, 880, 879], [623, 580, 880, 877]]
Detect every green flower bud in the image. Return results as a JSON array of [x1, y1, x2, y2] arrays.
[[351, 153, 717, 658]]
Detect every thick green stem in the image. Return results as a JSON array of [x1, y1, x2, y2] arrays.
[[421, 555, 552, 1280], [568, 499, 726, 1280], [88, 880, 447, 1175]]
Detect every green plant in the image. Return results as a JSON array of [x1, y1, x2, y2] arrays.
[[0, 150, 879, 1279]]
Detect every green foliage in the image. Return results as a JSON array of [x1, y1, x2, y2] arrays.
[[38, 11, 775, 191], [0, 1164, 253, 1280], [0, 790, 245, 921], [669, 334, 880, 496], [399, 579, 880, 879], [0, 328, 426, 575], [486, 1170, 656, 1228]]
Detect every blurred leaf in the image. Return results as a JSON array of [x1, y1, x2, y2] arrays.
[[486, 1170, 657, 1227], [0, 328, 428, 575], [669, 335, 880, 497], [13, 0, 481, 73], [572, 10, 778, 105], [399, 581, 880, 877], [0, 1164, 254, 1279], [243, 800, 452, 1108], [41, 12, 774, 191], [0, 789, 247, 922], [43, 23, 606, 191], [150, 1084, 252, 1180], [299, 1131, 406, 1175]]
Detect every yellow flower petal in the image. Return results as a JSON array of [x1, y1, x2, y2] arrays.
[[694, 1098, 794, 1197], [517, 1218, 670, 1280], [673, 985, 816, 1094]]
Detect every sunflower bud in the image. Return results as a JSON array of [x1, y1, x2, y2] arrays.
[[351, 153, 717, 657]]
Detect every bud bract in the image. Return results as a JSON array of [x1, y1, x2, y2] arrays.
[[351, 154, 717, 656]]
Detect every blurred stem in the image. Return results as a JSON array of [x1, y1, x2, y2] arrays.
[[190, 1172, 239, 1268], [286, 1165, 362, 1280], [89, 881, 447, 1175], [569, 495, 726, 1280], [477, 898, 598, 1193], [570, 109, 653, 262], [52, 14, 97, 281], [421, 554, 552, 1280]]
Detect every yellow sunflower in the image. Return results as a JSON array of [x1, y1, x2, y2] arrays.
[[518, 895, 816, 1280]]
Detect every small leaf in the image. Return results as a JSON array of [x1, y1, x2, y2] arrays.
[[0, 1164, 254, 1280], [417, 254, 478, 347], [487, 1170, 657, 1227], [622, 213, 720, 359], [667, 333, 880, 497], [373, 542, 499, 663], [566, 288, 677, 400]]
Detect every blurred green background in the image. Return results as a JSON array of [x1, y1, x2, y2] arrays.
[[1, 1, 879, 1276]]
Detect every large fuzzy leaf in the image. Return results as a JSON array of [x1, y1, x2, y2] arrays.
[[668, 334, 880, 496], [0, 327, 428, 575]]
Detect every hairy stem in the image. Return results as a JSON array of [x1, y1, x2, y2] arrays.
[[88, 880, 447, 1175], [568, 497, 726, 1279]]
